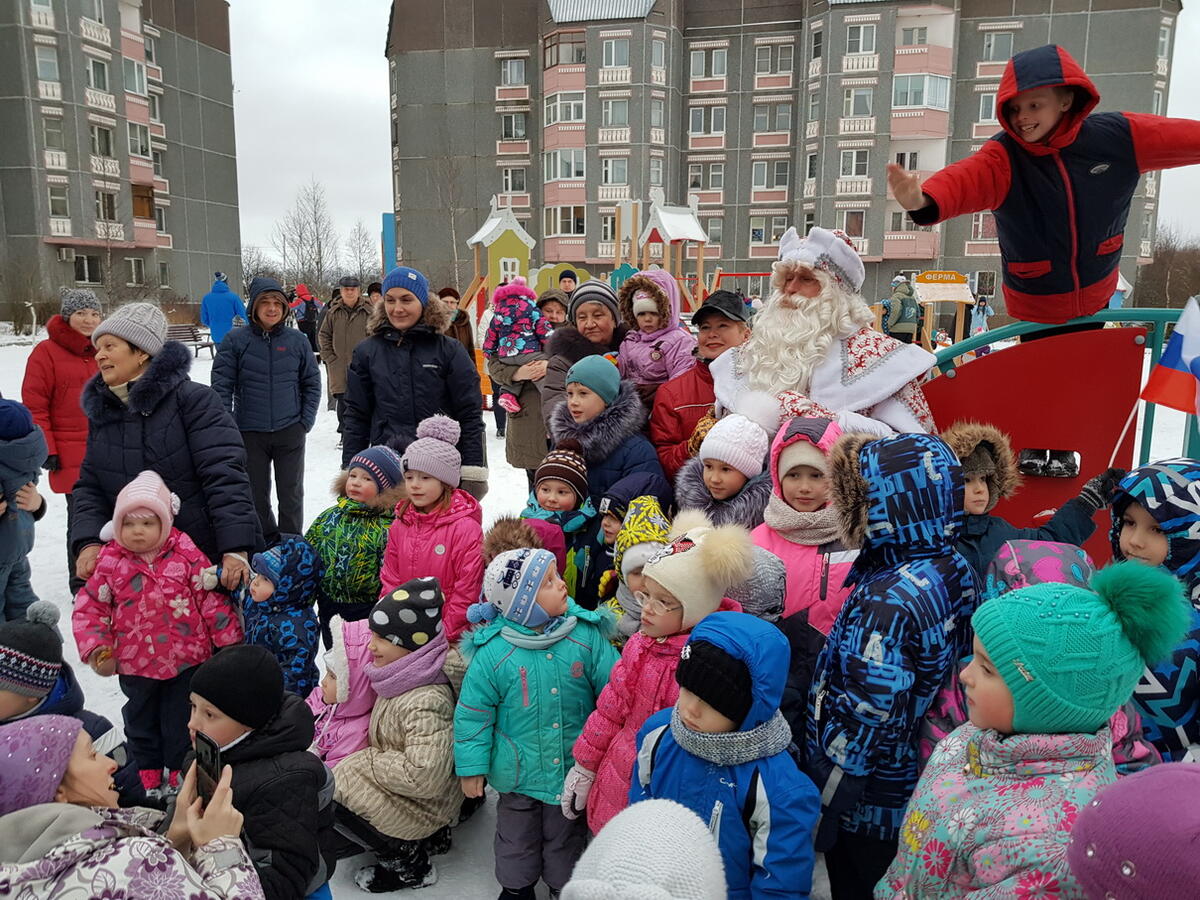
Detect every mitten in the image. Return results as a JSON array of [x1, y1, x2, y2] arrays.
[[89, 647, 116, 678], [461, 479, 489, 501], [560, 764, 596, 820], [43, 455, 60, 472], [687, 408, 717, 457], [1077, 467, 1127, 514]]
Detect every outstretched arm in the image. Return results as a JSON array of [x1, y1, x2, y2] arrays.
[[894, 143, 1013, 226]]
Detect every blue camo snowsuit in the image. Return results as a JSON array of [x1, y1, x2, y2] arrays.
[[0, 423, 47, 620], [245, 534, 323, 696]]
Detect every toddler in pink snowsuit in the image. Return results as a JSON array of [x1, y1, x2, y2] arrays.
[[72, 470, 243, 795], [307, 615, 378, 770], [616, 270, 697, 402]]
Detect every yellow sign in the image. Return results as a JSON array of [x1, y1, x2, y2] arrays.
[[916, 270, 968, 284]]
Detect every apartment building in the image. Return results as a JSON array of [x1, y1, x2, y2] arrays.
[[0, 0, 240, 316], [385, 0, 1178, 308]]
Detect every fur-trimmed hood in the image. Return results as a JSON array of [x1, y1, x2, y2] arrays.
[[365, 291, 450, 338], [545, 322, 628, 365], [675, 456, 773, 530], [617, 270, 682, 332], [331, 470, 406, 514], [81, 340, 192, 419], [830, 431, 964, 560], [941, 421, 1020, 512], [549, 379, 648, 462]]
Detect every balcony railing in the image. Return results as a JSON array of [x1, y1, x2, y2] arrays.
[[649, 127, 664, 145], [91, 155, 120, 177], [808, 57, 822, 78], [1156, 57, 1169, 76], [1141, 239, 1153, 257], [805, 120, 819, 139], [598, 126, 630, 144], [882, 230, 939, 259], [95, 222, 125, 241], [49, 217, 71, 237], [599, 66, 631, 84], [44, 149, 67, 169], [38, 81, 61, 100], [32, 7, 54, 28], [79, 17, 111, 45], [597, 241, 615, 258], [848, 236, 868, 254], [842, 53, 878, 72], [839, 116, 875, 134], [1145, 177, 1157, 199], [803, 179, 816, 198], [598, 184, 630, 201], [495, 85, 530, 102], [835, 176, 872, 195], [85, 88, 116, 112], [651, 67, 666, 85]]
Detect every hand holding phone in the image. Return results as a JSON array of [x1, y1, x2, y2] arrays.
[[194, 731, 221, 806]]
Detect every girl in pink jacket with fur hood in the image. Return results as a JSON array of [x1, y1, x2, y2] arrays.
[[616, 270, 697, 399], [307, 616, 378, 769], [561, 511, 752, 834]]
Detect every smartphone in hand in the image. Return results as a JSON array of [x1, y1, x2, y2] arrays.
[[194, 731, 221, 805]]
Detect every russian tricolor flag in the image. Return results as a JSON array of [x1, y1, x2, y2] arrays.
[[1141, 297, 1200, 415]]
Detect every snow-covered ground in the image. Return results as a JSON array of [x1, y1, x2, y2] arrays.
[[0, 335, 1186, 898]]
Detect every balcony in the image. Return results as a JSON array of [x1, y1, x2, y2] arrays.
[[599, 66, 630, 85], [32, 6, 54, 28], [690, 77, 726, 93], [835, 176, 872, 195], [848, 236, 869, 255], [803, 179, 816, 198], [496, 139, 530, 155], [90, 155, 119, 176], [543, 64, 585, 93], [44, 149, 67, 169], [597, 241, 615, 258], [598, 184, 630, 201], [1145, 177, 1157, 199], [808, 57, 822, 78], [146, 63, 162, 82], [972, 121, 1001, 140], [838, 116, 875, 134], [754, 73, 793, 91], [1140, 239, 1153, 258], [85, 88, 116, 112], [688, 133, 725, 150], [1156, 57, 1168, 77], [598, 126, 630, 144], [543, 236, 586, 261], [495, 84, 530, 102], [542, 123, 585, 150], [496, 192, 530, 208], [805, 120, 819, 139], [891, 109, 950, 139], [842, 53, 878, 73], [649, 127, 664, 145], [964, 239, 1000, 256], [543, 181, 587, 206], [38, 81, 61, 101], [688, 189, 724, 206], [156, 232, 173, 249], [894, 45, 953, 76], [154, 175, 169, 194], [651, 66, 666, 85], [49, 217, 71, 237], [752, 130, 790, 148], [883, 230, 939, 258], [976, 61, 1006, 79], [95, 222, 125, 241], [79, 17, 111, 45], [134, 218, 158, 247], [129, 156, 155, 184]]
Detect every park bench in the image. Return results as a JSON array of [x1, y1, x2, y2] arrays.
[[166, 324, 214, 358]]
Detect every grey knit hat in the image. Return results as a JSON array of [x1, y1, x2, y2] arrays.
[[59, 288, 101, 319], [727, 546, 787, 622], [568, 280, 620, 324], [91, 302, 168, 356]]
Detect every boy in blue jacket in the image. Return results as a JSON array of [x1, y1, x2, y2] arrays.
[[631, 612, 819, 899], [0, 400, 47, 622]]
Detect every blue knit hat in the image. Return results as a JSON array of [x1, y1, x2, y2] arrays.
[[381, 266, 430, 306], [251, 546, 285, 587], [566, 356, 620, 405], [469, 548, 557, 629], [348, 445, 403, 492], [0, 401, 35, 441]]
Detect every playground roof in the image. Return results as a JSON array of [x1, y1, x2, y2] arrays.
[[638, 204, 708, 245], [467, 204, 535, 251], [547, 0, 656, 23]]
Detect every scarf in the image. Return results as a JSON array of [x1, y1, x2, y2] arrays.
[[615, 584, 641, 638], [762, 494, 841, 546], [669, 706, 792, 767], [500, 615, 577, 649], [364, 632, 450, 699]]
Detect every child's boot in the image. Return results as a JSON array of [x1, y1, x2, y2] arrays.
[[139, 768, 164, 802], [354, 839, 437, 893], [423, 824, 452, 856], [458, 792, 486, 823], [497, 887, 537, 900], [498, 391, 523, 415]]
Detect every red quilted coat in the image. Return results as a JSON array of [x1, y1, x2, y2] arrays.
[[647, 359, 715, 481], [21, 315, 98, 493]]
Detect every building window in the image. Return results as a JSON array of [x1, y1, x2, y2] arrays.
[[543, 149, 585, 181], [840, 149, 869, 177], [123, 59, 147, 95], [602, 99, 629, 127], [601, 158, 628, 185], [500, 58, 526, 86], [602, 39, 629, 68], [502, 167, 526, 192], [978, 92, 997, 123], [892, 74, 950, 110], [688, 163, 703, 189], [158, 260, 170, 287], [972, 271, 996, 296], [773, 160, 790, 187], [971, 211, 997, 240], [1152, 89, 1163, 116], [126, 257, 145, 286], [688, 106, 725, 134], [983, 32, 1013, 62], [838, 209, 865, 237], [751, 160, 789, 189], [652, 39, 666, 68], [1142, 209, 1154, 242], [843, 88, 872, 117], [779, 44, 794, 72], [890, 211, 931, 232], [544, 32, 585, 68], [755, 45, 771, 74], [94, 190, 117, 221], [1158, 25, 1171, 59], [900, 26, 927, 46], [706, 217, 722, 244], [804, 212, 816, 233], [750, 216, 766, 244], [895, 151, 919, 170], [144, 35, 157, 64], [88, 0, 104, 22], [689, 48, 726, 77], [649, 157, 663, 186], [147, 91, 161, 121], [600, 214, 615, 241], [42, 115, 64, 151], [807, 91, 819, 120], [753, 103, 791, 134], [752, 161, 768, 188], [709, 162, 724, 188], [847, 24, 876, 54], [805, 152, 817, 179], [35, 46, 59, 81], [544, 92, 585, 125], [132, 184, 154, 219], [543, 206, 585, 236], [154, 205, 166, 232], [87, 58, 109, 92], [756, 43, 793, 74], [75, 254, 102, 283], [152, 148, 164, 176], [501, 113, 527, 139], [48, 185, 69, 217], [650, 98, 664, 128], [128, 122, 151, 157], [811, 30, 823, 60], [90, 124, 114, 157]]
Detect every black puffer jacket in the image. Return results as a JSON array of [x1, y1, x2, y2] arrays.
[[72, 341, 261, 561], [205, 693, 336, 900], [342, 298, 485, 478]]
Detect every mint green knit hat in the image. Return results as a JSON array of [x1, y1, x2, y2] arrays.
[[971, 561, 1190, 734]]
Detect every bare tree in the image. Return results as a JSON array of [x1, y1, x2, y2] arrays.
[[344, 220, 380, 287], [1133, 225, 1200, 310], [268, 178, 342, 295], [431, 149, 465, 290], [241, 244, 281, 292]]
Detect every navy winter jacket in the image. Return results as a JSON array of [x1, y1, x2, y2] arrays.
[[72, 341, 262, 563], [0, 425, 47, 566], [211, 317, 321, 434], [342, 301, 485, 476], [245, 534, 323, 697], [957, 501, 1096, 578]]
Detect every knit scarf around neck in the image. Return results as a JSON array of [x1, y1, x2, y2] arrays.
[[669, 706, 792, 766], [364, 632, 450, 699], [762, 494, 841, 546]]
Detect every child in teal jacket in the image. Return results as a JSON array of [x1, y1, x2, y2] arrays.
[[455, 548, 619, 900]]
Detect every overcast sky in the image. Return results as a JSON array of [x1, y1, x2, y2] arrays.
[[227, 1, 1200, 260]]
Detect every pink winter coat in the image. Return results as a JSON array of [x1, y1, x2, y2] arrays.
[[572, 596, 741, 833], [307, 617, 377, 769], [379, 488, 484, 643], [616, 270, 697, 387], [751, 417, 857, 632], [72, 528, 243, 680]]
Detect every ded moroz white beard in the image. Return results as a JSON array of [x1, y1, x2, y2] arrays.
[[743, 263, 874, 397]]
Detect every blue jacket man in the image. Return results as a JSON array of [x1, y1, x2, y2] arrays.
[[633, 612, 820, 899], [212, 276, 321, 540], [200, 273, 248, 344]]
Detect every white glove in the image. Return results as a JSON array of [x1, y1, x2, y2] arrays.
[[200, 565, 221, 591], [560, 764, 596, 820]]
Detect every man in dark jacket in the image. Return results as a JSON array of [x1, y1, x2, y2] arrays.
[[212, 276, 321, 539]]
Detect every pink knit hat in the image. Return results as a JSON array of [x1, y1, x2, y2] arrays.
[[100, 469, 179, 551], [401, 415, 462, 487]]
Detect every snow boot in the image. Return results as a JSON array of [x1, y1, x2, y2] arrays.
[[423, 825, 452, 856], [1044, 450, 1079, 478], [497, 887, 537, 900], [1018, 448, 1048, 477], [354, 840, 437, 893]]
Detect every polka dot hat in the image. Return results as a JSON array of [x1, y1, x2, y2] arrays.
[[370, 576, 444, 651]]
